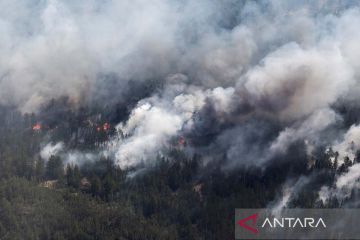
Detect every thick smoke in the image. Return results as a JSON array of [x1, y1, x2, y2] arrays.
[[40, 142, 98, 166], [318, 163, 360, 204], [270, 176, 312, 214], [332, 124, 360, 162], [4, 0, 360, 176], [318, 125, 360, 204], [270, 108, 339, 155], [40, 142, 64, 161]]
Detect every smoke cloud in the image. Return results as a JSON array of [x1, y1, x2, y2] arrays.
[[332, 124, 360, 162], [318, 163, 360, 204], [5, 1, 360, 173], [40, 142, 64, 161]]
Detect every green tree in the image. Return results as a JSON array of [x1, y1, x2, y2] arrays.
[[46, 155, 64, 180], [90, 175, 102, 196], [103, 174, 116, 201], [35, 158, 45, 181], [66, 164, 81, 188]]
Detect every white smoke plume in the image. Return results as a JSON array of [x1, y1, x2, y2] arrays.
[[332, 124, 360, 162], [318, 125, 360, 203], [104, 83, 236, 168], [4, 0, 360, 171], [109, 102, 184, 168], [318, 163, 360, 204], [65, 151, 98, 166], [40, 141, 98, 166], [241, 42, 353, 118], [270, 176, 311, 214], [40, 142, 64, 161], [318, 125, 360, 204], [270, 108, 340, 154]]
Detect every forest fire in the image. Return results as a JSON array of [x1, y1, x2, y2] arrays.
[[103, 123, 110, 131], [2, 1, 360, 239], [178, 136, 186, 146], [32, 123, 41, 131], [96, 123, 110, 132]]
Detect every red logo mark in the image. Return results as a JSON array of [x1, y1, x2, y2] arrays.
[[237, 213, 258, 234]]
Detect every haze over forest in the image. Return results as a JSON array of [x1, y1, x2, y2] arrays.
[[0, 0, 360, 239]]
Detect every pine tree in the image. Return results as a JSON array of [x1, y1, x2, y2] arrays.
[[46, 155, 64, 180], [35, 158, 45, 181]]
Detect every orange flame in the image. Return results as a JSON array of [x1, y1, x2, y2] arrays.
[[32, 123, 41, 131], [103, 123, 110, 131]]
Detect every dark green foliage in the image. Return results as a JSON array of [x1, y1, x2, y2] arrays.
[[0, 106, 355, 239], [35, 158, 45, 181], [0, 177, 179, 240], [46, 156, 64, 180], [66, 164, 81, 189], [90, 175, 102, 196]]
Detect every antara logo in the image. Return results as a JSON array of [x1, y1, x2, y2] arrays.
[[262, 217, 326, 228], [237, 213, 259, 234], [237, 213, 326, 234]]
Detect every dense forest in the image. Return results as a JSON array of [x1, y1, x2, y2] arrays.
[[0, 100, 357, 240]]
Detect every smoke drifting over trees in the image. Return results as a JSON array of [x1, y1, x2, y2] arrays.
[[2, 1, 360, 237]]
